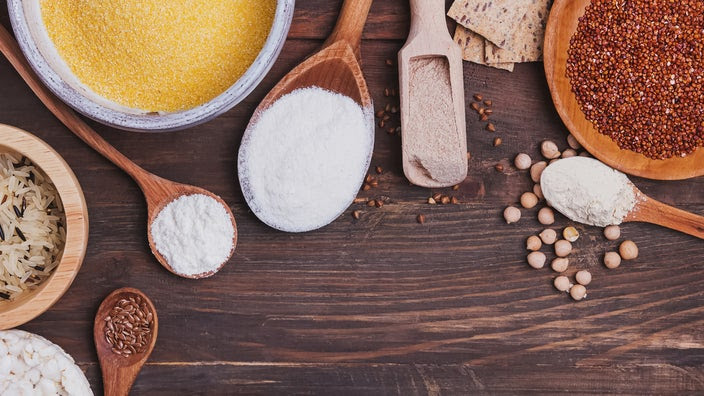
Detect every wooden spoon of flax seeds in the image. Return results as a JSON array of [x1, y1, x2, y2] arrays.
[[94, 288, 158, 396], [0, 25, 237, 279]]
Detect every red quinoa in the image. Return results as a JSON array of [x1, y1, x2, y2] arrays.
[[567, 0, 704, 160]]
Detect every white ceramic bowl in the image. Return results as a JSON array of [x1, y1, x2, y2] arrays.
[[7, 0, 295, 132]]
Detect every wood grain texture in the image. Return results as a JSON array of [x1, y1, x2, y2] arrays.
[[0, 124, 89, 330], [0, 0, 703, 394], [544, 0, 704, 180]]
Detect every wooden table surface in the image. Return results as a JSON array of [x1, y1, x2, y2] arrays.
[[3, 1, 704, 394]]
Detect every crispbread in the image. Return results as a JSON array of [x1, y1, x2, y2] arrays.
[[484, 0, 552, 63], [448, 0, 533, 49], [453, 26, 515, 72]]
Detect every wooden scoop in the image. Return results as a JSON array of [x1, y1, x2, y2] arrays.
[[94, 288, 158, 396], [625, 186, 704, 239], [246, 0, 373, 116], [398, 0, 467, 188], [0, 25, 237, 279]]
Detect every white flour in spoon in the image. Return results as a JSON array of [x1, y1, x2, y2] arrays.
[[541, 157, 637, 227], [238, 86, 373, 232]]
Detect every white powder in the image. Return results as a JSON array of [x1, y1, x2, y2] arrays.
[[150, 194, 235, 277], [238, 86, 374, 232], [541, 157, 637, 227]]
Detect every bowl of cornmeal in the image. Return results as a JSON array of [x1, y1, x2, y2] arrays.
[[8, 0, 294, 132]]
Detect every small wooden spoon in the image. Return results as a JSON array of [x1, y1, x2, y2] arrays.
[[398, 0, 467, 188], [0, 25, 237, 279], [625, 186, 704, 239], [244, 0, 373, 122], [94, 288, 158, 396], [543, 0, 704, 180]]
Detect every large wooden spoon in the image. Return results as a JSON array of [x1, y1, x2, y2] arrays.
[[245, 0, 373, 121], [543, 0, 704, 180], [398, 0, 467, 188], [94, 288, 158, 396], [0, 25, 237, 279]]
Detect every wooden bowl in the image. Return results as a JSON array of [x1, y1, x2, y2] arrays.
[[544, 0, 704, 180], [0, 124, 89, 330]]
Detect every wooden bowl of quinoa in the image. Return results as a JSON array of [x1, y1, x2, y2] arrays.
[[0, 124, 89, 330], [7, 0, 295, 132]]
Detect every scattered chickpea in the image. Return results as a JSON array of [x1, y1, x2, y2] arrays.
[[604, 225, 621, 241], [570, 284, 587, 301], [520, 192, 539, 209], [514, 153, 532, 170], [554, 276, 572, 292], [549, 158, 560, 164], [533, 184, 544, 200], [578, 151, 591, 157], [561, 148, 578, 158], [539, 228, 558, 245], [503, 206, 521, 224], [619, 240, 639, 260], [604, 252, 622, 269], [530, 161, 548, 183], [575, 270, 592, 286], [538, 207, 555, 225], [541, 140, 561, 159], [567, 134, 582, 150], [554, 240, 573, 257], [551, 258, 569, 273], [527, 252, 547, 269], [526, 236, 542, 251], [563, 226, 580, 242]]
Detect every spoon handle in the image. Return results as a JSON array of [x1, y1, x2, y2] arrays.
[[0, 26, 149, 182], [408, 0, 449, 37], [323, 0, 373, 59], [630, 197, 704, 239], [102, 365, 139, 396]]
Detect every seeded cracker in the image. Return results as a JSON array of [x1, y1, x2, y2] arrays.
[[453, 26, 514, 71], [484, 0, 553, 63], [448, 0, 533, 49]]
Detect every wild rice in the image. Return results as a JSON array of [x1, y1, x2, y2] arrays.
[[0, 152, 65, 301]]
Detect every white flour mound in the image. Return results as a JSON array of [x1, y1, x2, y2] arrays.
[[238, 87, 373, 233], [541, 157, 637, 227], [150, 194, 234, 276], [0, 329, 93, 395]]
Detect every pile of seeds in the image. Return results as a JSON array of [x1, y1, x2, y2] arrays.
[[104, 295, 154, 357], [468, 93, 502, 147], [567, 1, 704, 159], [504, 135, 640, 301]]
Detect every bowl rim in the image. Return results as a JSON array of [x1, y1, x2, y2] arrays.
[[7, 0, 295, 133], [0, 124, 89, 330]]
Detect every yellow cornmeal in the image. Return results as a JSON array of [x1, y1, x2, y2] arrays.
[[40, 0, 276, 112]]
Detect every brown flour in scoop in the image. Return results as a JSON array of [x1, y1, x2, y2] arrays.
[[406, 57, 465, 184]]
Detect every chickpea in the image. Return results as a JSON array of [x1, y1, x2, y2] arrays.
[[554, 240, 573, 257], [578, 151, 591, 158], [604, 225, 621, 241], [527, 252, 547, 269], [533, 184, 544, 200], [530, 161, 548, 183], [520, 192, 539, 209], [539, 228, 557, 245], [503, 206, 521, 224], [514, 153, 532, 170], [575, 270, 592, 286], [563, 226, 580, 242], [604, 251, 622, 269], [541, 140, 561, 159], [526, 235, 542, 251], [538, 207, 555, 225], [567, 134, 582, 150], [561, 148, 578, 158], [570, 284, 587, 301], [551, 257, 569, 273], [619, 240, 639, 260], [554, 275, 571, 292]]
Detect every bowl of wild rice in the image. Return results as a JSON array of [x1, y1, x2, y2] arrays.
[[0, 124, 88, 330]]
